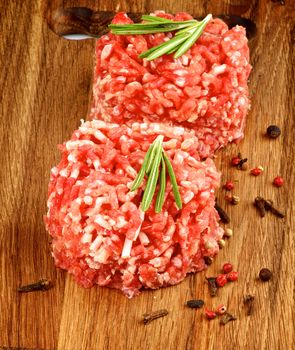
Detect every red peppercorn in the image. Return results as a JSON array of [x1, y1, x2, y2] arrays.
[[227, 271, 239, 282], [273, 176, 284, 187], [251, 167, 262, 176], [231, 157, 241, 166], [224, 181, 234, 191], [222, 263, 233, 274], [204, 308, 217, 320], [216, 274, 228, 287], [216, 304, 227, 315]]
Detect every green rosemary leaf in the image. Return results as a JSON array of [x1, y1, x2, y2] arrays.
[[131, 145, 153, 191], [155, 155, 166, 213], [141, 136, 164, 211], [163, 152, 182, 209], [109, 23, 194, 35], [165, 45, 181, 55], [146, 139, 159, 174], [175, 23, 198, 36], [139, 40, 168, 59], [174, 14, 212, 58], [141, 15, 174, 23], [145, 33, 190, 61]]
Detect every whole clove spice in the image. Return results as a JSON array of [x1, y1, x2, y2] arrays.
[[254, 197, 285, 218], [215, 203, 230, 223], [254, 196, 266, 217], [142, 309, 169, 325], [265, 200, 285, 218], [17, 279, 53, 293], [244, 294, 255, 315], [206, 277, 218, 297], [220, 312, 237, 325], [186, 299, 205, 309]]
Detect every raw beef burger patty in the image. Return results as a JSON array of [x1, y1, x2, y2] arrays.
[[91, 11, 251, 159], [45, 120, 224, 297]]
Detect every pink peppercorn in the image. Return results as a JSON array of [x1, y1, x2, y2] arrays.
[[216, 274, 228, 287], [231, 157, 241, 166], [273, 176, 284, 187], [222, 263, 233, 274], [205, 308, 217, 320], [251, 167, 262, 176], [216, 304, 227, 315], [224, 181, 234, 191], [227, 271, 239, 282]]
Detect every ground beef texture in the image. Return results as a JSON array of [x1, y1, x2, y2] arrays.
[[45, 120, 224, 297]]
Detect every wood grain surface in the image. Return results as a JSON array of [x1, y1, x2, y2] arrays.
[[0, 1, 294, 349]]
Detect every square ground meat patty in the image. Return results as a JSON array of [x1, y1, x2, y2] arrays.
[[90, 11, 251, 159]]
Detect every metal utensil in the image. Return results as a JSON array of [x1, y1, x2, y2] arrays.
[[48, 7, 257, 40]]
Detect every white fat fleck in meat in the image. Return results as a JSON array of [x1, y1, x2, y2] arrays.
[[181, 138, 195, 150], [70, 168, 79, 179], [51, 166, 59, 176], [94, 215, 112, 230], [93, 247, 110, 263], [139, 231, 150, 245], [175, 77, 186, 87], [89, 235, 103, 252], [183, 191, 195, 204], [66, 140, 94, 151], [212, 64, 227, 75], [101, 44, 113, 61], [59, 167, 70, 178], [67, 153, 77, 163], [81, 233, 93, 244], [83, 196, 93, 205]]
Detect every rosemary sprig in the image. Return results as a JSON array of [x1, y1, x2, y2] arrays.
[[109, 14, 212, 60], [131, 136, 182, 212]]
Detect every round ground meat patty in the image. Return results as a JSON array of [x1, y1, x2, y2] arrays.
[[90, 11, 251, 159], [45, 120, 224, 297]]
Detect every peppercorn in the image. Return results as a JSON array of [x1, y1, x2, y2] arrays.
[[186, 299, 205, 309], [224, 228, 233, 237], [216, 274, 228, 287], [204, 308, 217, 320], [216, 304, 227, 315], [218, 239, 226, 248], [222, 263, 233, 274], [227, 271, 239, 282], [231, 156, 241, 166], [259, 268, 272, 282], [239, 161, 248, 171], [231, 195, 240, 205], [251, 167, 263, 176], [273, 176, 284, 187], [224, 181, 234, 191], [266, 125, 281, 139]]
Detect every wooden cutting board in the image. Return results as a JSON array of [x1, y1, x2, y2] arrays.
[[1, 1, 294, 349]]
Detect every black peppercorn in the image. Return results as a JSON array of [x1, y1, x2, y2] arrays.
[[186, 299, 205, 308], [259, 268, 272, 281], [266, 125, 281, 139]]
